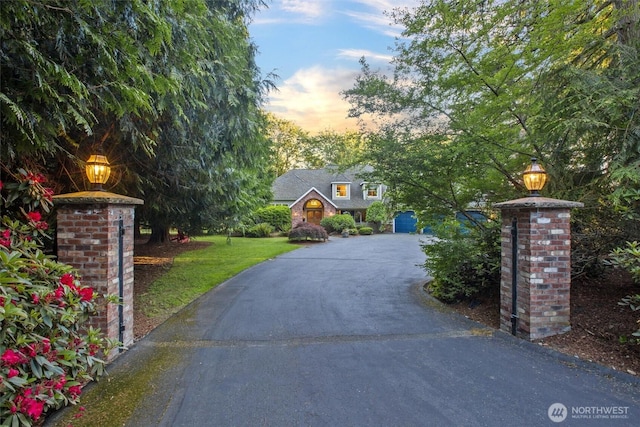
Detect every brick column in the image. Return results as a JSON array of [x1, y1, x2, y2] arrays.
[[494, 197, 582, 340], [53, 191, 143, 355]]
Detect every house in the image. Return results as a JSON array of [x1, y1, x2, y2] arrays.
[[271, 166, 384, 228]]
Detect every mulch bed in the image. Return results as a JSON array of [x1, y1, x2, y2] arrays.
[[451, 270, 640, 376]]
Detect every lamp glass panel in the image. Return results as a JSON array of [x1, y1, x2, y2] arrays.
[[85, 155, 111, 184], [523, 163, 547, 191]]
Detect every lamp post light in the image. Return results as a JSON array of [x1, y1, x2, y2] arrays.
[[85, 154, 111, 191], [522, 157, 547, 197]]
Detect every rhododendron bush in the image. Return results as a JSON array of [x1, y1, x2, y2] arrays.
[[1, 170, 117, 426]]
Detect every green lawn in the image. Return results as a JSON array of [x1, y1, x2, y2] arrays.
[[140, 235, 300, 318]]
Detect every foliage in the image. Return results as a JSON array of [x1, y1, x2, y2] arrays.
[[423, 218, 501, 303], [609, 241, 640, 283], [344, 0, 640, 283], [253, 206, 291, 232], [1, 0, 274, 243], [288, 223, 328, 242], [609, 241, 640, 337], [265, 113, 310, 176], [0, 170, 117, 425], [264, 113, 368, 174], [358, 227, 373, 235], [305, 130, 367, 169], [619, 294, 640, 338], [245, 223, 274, 238], [365, 201, 390, 232], [320, 214, 357, 234]]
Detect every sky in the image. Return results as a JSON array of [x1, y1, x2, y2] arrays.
[[249, 0, 419, 134]]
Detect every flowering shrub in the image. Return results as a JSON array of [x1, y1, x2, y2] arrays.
[[1, 169, 117, 426], [288, 223, 328, 242]]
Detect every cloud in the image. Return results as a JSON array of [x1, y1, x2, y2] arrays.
[[281, 0, 325, 18], [337, 48, 393, 63], [343, 0, 420, 37], [253, 0, 328, 24], [266, 66, 364, 133]]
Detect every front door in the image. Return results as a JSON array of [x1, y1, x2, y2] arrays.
[[307, 209, 323, 225]]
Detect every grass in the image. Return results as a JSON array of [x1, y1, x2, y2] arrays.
[[48, 235, 300, 426], [141, 235, 299, 318]]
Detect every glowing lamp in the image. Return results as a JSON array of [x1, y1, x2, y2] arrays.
[[522, 157, 547, 196], [85, 154, 111, 190]]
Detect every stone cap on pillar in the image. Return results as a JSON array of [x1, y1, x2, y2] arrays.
[[494, 196, 583, 210], [53, 191, 144, 206]]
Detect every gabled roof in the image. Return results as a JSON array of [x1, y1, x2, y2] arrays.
[[272, 166, 380, 210], [289, 187, 338, 209]]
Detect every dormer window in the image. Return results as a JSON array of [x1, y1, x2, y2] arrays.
[[363, 183, 382, 200], [333, 182, 350, 199]]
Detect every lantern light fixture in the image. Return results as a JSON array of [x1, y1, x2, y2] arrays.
[[522, 157, 547, 197], [85, 154, 111, 191]]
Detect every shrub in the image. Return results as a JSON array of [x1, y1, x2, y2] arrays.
[[366, 201, 389, 232], [359, 226, 373, 235], [609, 241, 640, 337], [320, 214, 356, 234], [288, 223, 328, 242], [254, 206, 291, 232], [246, 222, 274, 238], [609, 241, 640, 282], [423, 218, 501, 303], [0, 169, 117, 425]]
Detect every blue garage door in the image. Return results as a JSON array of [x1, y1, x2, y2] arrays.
[[394, 211, 418, 233]]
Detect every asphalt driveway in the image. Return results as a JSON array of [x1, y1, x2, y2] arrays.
[[50, 234, 640, 426]]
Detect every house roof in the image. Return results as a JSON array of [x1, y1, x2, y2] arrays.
[[272, 166, 379, 210]]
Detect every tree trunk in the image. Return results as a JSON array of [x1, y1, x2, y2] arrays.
[[147, 225, 170, 244], [134, 216, 142, 240]]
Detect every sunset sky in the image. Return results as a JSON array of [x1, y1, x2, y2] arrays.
[[250, 0, 419, 134]]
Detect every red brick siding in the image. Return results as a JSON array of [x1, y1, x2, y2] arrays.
[[56, 204, 136, 356], [499, 207, 572, 340], [290, 190, 337, 228]]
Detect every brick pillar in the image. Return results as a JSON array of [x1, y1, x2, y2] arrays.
[[53, 191, 143, 356], [494, 197, 583, 340]]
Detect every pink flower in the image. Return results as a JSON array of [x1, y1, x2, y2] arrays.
[[68, 385, 82, 398], [24, 398, 44, 420], [31, 293, 40, 304], [78, 287, 94, 302], [60, 273, 75, 287], [89, 344, 100, 356], [0, 229, 10, 247], [8, 368, 19, 378], [26, 211, 42, 223], [1, 349, 24, 366], [54, 377, 66, 390], [23, 344, 36, 358], [54, 285, 65, 299], [25, 172, 45, 184], [43, 338, 51, 353]]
